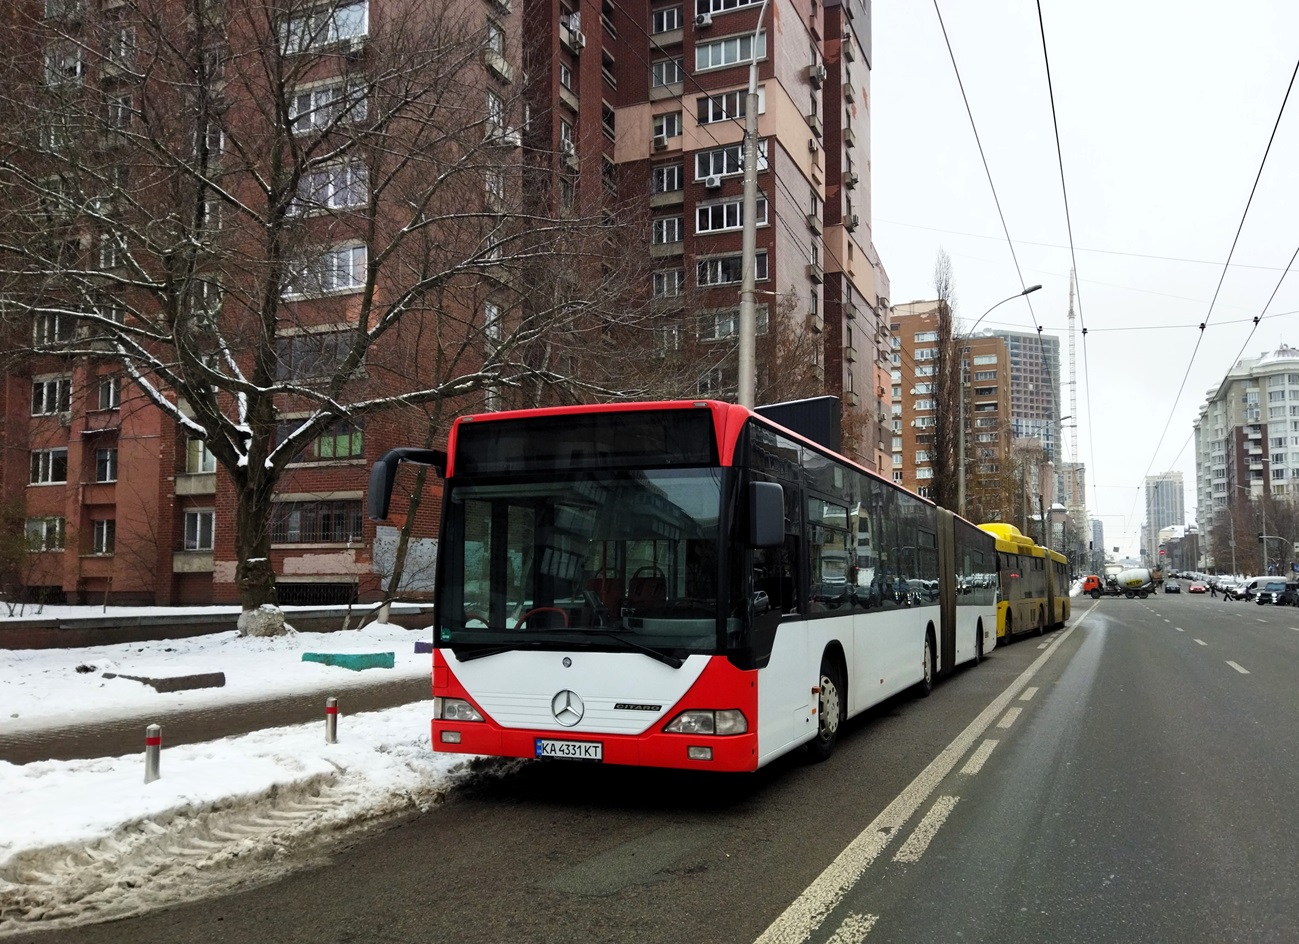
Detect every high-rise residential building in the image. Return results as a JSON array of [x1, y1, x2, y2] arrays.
[[1144, 472, 1185, 564], [1194, 344, 1299, 570], [888, 301, 1009, 513], [0, 0, 889, 604], [1090, 517, 1104, 568], [982, 328, 1062, 462]]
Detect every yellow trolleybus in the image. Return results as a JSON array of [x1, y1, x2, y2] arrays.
[[978, 523, 1069, 640]]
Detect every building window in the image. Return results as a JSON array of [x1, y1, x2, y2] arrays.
[[696, 31, 765, 71], [44, 42, 84, 86], [697, 366, 726, 397], [184, 510, 215, 551], [653, 111, 683, 139], [653, 163, 683, 193], [92, 519, 116, 555], [697, 250, 767, 286], [283, 245, 367, 297], [99, 235, 123, 270], [280, 1, 369, 53], [652, 269, 684, 298], [697, 88, 763, 124], [972, 354, 997, 365], [651, 58, 684, 88], [31, 377, 71, 415], [651, 5, 681, 31], [275, 330, 353, 380], [486, 17, 505, 53], [289, 79, 368, 134], [652, 216, 683, 244], [486, 89, 506, 130], [106, 93, 133, 131], [698, 305, 767, 341], [291, 161, 369, 214], [97, 375, 121, 411], [30, 448, 68, 484], [973, 370, 995, 381], [271, 499, 364, 543], [559, 62, 573, 90], [697, 0, 764, 12], [278, 418, 365, 461], [187, 438, 217, 473], [696, 197, 766, 234], [655, 323, 682, 355], [95, 447, 118, 483], [26, 517, 65, 552], [695, 140, 767, 179]]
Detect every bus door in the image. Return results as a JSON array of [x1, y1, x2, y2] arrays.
[[936, 508, 957, 674]]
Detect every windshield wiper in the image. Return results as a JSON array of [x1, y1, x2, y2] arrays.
[[454, 645, 514, 662], [585, 630, 684, 669]]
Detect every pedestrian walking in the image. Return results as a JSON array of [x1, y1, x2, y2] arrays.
[[1210, 583, 1217, 598]]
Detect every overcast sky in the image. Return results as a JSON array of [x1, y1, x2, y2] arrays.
[[869, 0, 1299, 557]]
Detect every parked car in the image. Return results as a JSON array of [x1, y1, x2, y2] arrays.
[[1164, 581, 1181, 593], [1188, 581, 1207, 593]]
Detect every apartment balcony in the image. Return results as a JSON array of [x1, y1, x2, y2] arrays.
[[176, 472, 216, 495], [173, 551, 215, 573]]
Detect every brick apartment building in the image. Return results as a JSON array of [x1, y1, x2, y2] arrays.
[[888, 301, 1009, 514], [1, 0, 891, 605]]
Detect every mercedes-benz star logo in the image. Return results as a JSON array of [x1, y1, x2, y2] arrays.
[[551, 689, 584, 727]]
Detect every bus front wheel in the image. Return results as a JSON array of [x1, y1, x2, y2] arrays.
[[809, 656, 844, 762]]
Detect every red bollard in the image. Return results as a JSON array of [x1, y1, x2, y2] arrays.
[[145, 724, 161, 783], [325, 696, 338, 744]]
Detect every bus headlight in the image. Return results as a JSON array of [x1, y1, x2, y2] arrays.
[[663, 709, 748, 736], [435, 697, 484, 722]]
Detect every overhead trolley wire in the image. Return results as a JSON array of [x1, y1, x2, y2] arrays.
[[1125, 53, 1299, 531]]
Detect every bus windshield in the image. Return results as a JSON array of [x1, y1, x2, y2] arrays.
[[439, 467, 727, 658]]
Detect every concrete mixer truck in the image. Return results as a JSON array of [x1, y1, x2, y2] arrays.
[[1082, 567, 1156, 599]]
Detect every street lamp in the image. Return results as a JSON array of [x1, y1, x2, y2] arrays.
[[957, 284, 1043, 517]]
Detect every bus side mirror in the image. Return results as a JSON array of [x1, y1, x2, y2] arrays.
[[750, 481, 784, 548], [368, 448, 448, 521]]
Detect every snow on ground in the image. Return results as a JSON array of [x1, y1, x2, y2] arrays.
[[0, 609, 490, 935]]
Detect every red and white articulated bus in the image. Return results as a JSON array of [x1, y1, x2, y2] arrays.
[[369, 400, 997, 773]]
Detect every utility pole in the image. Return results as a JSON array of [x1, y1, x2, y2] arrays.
[[736, 0, 770, 409]]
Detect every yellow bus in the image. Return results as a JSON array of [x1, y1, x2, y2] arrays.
[[978, 523, 1069, 640]]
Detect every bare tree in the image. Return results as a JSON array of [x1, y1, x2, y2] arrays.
[[929, 249, 959, 510], [0, 0, 649, 610]]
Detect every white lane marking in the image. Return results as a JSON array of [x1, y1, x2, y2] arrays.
[[1228, 661, 1251, 674], [1164, 619, 1171, 623], [1194, 639, 1207, 647], [751, 618, 1086, 944], [1177, 628, 1184, 632], [1019, 687, 1039, 702], [893, 796, 959, 863], [825, 913, 878, 944], [996, 707, 1022, 729], [960, 739, 999, 775], [1037, 643, 1049, 649], [1257, 618, 1268, 624]]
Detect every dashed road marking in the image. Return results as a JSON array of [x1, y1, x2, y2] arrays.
[[1194, 639, 1207, 646], [1037, 643, 1049, 649], [1019, 687, 1039, 702], [1176, 627, 1184, 632], [826, 913, 879, 944], [1257, 618, 1268, 623], [960, 739, 999, 775], [996, 707, 1022, 729], [1227, 661, 1251, 674], [893, 796, 959, 863], [751, 618, 1086, 944]]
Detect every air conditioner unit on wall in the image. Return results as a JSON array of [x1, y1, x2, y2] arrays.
[[573, 29, 586, 49], [704, 174, 722, 189], [808, 138, 819, 154], [695, 12, 712, 27], [653, 134, 667, 150], [806, 63, 826, 87]]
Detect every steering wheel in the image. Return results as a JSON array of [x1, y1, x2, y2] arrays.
[[513, 606, 570, 629], [633, 565, 666, 580], [463, 611, 489, 626]]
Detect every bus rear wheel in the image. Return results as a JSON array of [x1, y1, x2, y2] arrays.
[[916, 633, 935, 697], [809, 656, 843, 762]]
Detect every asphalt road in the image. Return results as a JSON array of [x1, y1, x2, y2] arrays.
[[15, 594, 1299, 944]]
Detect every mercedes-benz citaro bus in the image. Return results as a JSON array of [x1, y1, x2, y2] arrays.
[[368, 400, 997, 773]]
